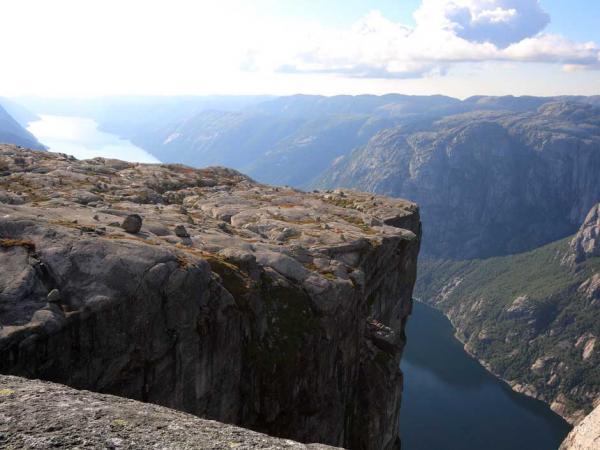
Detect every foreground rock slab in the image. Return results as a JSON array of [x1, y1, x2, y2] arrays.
[[0, 375, 338, 450], [0, 145, 421, 449]]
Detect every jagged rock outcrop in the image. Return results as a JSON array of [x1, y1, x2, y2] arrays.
[[0, 374, 338, 449], [564, 204, 600, 265], [317, 102, 600, 259], [0, 145, 421, 449], [560, 403, 600, 450]]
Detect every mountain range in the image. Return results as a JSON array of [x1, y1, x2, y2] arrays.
[[3, 92, 600, 427], [0, 99, 44, 150], [14, 94, 600, 191]]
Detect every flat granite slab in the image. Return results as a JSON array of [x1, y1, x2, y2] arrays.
[[0, 375, 340, 450]]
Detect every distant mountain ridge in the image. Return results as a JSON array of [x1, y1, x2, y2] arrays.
[[12, 92, 600, 433], [16, 94, 600, 190], [17, 94, 600, 256], [317, 101, 600, 259], [0, 102, 44, 150], [0, 97, 39, 127]]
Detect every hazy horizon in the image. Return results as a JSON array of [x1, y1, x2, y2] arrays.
[[8, 91, 600, 101]]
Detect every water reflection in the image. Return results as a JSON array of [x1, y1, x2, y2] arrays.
[[400, 301, 571, 450], [27, 115, 160, 163]]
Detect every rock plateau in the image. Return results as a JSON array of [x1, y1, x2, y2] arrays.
[[0, 145, 421, 449]]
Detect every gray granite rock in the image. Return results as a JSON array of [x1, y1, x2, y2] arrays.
[[122, 214, 143, 234], [0, 375, 339, 450], [0, 145, 421, 449], [564, 203, 600, 265], [174, 224, 190, 238]]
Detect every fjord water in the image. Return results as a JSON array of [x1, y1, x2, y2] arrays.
[[400, 301, 571, 450], [27, 115, 160, 163]]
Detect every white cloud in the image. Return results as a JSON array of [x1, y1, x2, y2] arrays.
[[422, 0, 550, 48], [0, 0, 598, 96], [253, 0, 600, 79]]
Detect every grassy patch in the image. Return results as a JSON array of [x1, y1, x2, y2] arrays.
[[111, 419, 128, 427], [324, 197, 354, 209], [0, 239, 35, 251]]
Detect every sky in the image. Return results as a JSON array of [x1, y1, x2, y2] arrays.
[[1, 0, 599, 98]]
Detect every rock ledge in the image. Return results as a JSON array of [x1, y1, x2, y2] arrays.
[[0, 375, 338, 450]]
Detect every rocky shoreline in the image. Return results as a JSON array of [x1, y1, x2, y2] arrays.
[[425, 300, 581, 425]]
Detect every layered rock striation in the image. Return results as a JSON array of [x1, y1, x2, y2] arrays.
[[0, 145, 421, 449]]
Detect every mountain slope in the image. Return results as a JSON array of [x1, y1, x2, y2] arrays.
[[415, 205, 600, 423], [0, 104, 44, 150], [152, 111, 409, 188], [16, 94, 600, 192], [0, 97, 39, 127], [96, 94, 466, 188], [317, 102, 600, 259], [560, 402, 600, 450]]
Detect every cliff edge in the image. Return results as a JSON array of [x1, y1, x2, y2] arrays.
[[560, 403, 600, 450], [0, 375, 338, 450], [0, 145, 421, 449]]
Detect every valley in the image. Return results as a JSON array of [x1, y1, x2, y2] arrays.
[[400, 301, 571, 450], [2, 1, 600, 448], [27, 114, 159, 163], [416, 208, 600, 424], [4, 93, 597, 448]]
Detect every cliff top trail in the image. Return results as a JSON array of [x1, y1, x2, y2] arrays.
[[0, 144, 421, 449]]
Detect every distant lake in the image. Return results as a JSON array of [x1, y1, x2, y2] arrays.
[[27, 115, 160, 163], [400, 301, 571, 450]]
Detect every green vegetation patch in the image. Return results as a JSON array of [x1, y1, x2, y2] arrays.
[[246, 273, 321, 370], [416, 236, 600, 416]]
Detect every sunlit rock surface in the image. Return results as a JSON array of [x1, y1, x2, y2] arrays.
[[560, 403, 600, 450], [0, 145, 420, 449]]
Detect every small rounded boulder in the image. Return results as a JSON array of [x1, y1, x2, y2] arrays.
[[122, 214, 143, 234], [174, 224, 190, 238]]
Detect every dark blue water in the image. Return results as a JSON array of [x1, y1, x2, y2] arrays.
[[400, 301, 572, 450]]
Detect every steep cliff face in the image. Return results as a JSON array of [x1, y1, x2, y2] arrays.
[[560, 403, 600, 450], [564, 203, 600, 265], [0, 375, 339, 449], [416, 205, 600, 424], [0, 145, 420, 449], [317, 102, 600, 259]]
